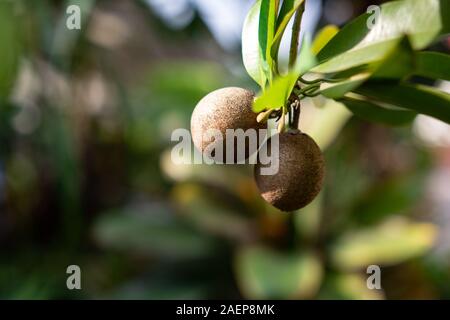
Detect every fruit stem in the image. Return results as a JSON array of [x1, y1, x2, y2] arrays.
[[298, 76, 347, 85], [293, 83, 321, 97], [257, 109, 273, 123], [289, 2, 306, 68], [278, 112, 286, 133], [292, 100, 301, 130]]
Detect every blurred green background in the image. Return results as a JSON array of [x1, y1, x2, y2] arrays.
[[1, 0, 450, 300]]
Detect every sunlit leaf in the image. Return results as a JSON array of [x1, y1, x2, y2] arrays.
[[331, 217, 437, 270], [320, 37, 415, 99], [253, 75, 291, 112], [319, 274, 384, 300], [311, 25, 339, 55], [236, 246, 323, 299], [258, 0, 278, 81], [253, 37, 316, 112], [270, 0, 305, 62], [315, 0, 449, 74], [371, 37, 415, 79], [321, 74, 370, 99], [321, 37, 417, 100], [242, 0, 266, 88], [314, 38, 400, 74], [316, 13, 370, 63]]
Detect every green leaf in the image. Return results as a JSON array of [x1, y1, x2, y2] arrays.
[[293, 35, 317, 76], [314, 0, 449, 74], [350, 173, 426, 225], [253, 37, 316, 112], [355, 83, 450, 124], [321, 74, 370, 99], [314, 38, 400, 74], [371, 37, 415, 79], [253, 75, 290, 112], [259, 0, 278, 81], [93, 209, 215, 258], [415, 52, 450, 81], [321, 37, 415, 99], [172, 183, 255, 242], [242, 0, 266, 88], [331, 217, 437, 270], [340, 97, 417, 126], [235, 247, 323, 299], [275, 0, 304, 30], [316, 13, 371, 63], [319, 274, 384, 300], [270, 0, 305, 63], [311, 25, 339, 55], [0, 1, 22, 101]]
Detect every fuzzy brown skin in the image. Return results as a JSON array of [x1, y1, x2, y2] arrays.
[[191, 87, 266, 163], [254, 130, 325, 212]]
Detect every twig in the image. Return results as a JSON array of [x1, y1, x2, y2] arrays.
[[292, 100, 301, 130], [288, 3, 305, 68]]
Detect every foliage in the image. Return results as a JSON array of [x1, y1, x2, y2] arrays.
[[244, 0, 450, 125], [0, 0, 449, 300]]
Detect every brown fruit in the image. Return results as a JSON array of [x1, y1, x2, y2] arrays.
[[254, 130, 325, 212], [191, 87, 266, 163]]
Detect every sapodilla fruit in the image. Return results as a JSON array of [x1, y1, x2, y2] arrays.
[[254, 130, 325, 212], [191, 87, 266, 163]]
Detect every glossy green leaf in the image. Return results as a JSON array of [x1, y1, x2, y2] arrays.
[[253, 37, 316, 112], [341, 97, 417, 126], [314, 0, 449, 74], [259, 0, 278, 81], [314, 38, 400, 74], [311, 25, 339, 55], [253, 75, 290, 112], [355, 83, 450, 124], [321, 37, 415, 99], [371, 37, 415, 79], [270, 0, 305, 62], [415, 52, 450, 81], [236, 247, 322, 299], [316, 13, 370, 63], [331, 218, 437, 270], [319, 40, 446, 104], [321, 74, 370, 99], [242, 0, 266, 88]]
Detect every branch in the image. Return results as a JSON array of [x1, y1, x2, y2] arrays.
[[288, 2, 305, 68]]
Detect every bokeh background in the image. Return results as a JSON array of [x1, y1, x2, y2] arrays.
[[1, 0, 450, 299]]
